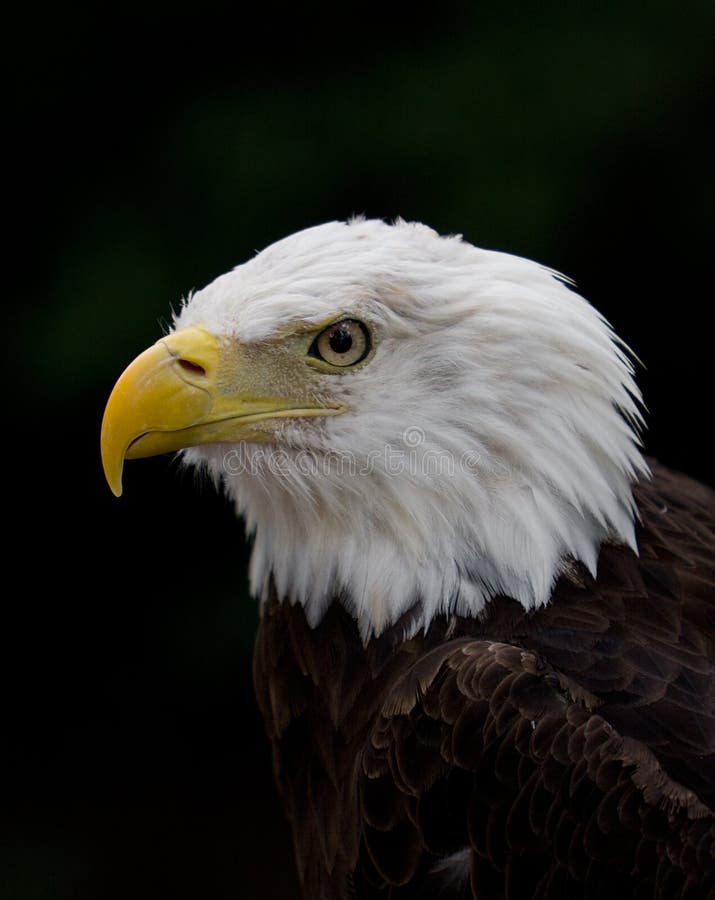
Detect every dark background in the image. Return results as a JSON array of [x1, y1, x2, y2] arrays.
[[4, 2, 714, 898]]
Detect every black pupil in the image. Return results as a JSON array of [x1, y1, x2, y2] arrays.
[[329, 327, 353, 355]]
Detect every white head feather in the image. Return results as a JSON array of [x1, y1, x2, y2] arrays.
[[176, 218, 647, 639]]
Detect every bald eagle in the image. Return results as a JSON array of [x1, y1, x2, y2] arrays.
[[101, 219, 714, 899]]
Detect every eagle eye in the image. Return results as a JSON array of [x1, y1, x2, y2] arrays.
[[310, 319, 370, 368]]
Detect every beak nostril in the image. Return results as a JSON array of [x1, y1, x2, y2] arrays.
[[178, 359, 207, 376]]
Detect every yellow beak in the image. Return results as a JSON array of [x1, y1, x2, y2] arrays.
[[101, 325, 343, 497]]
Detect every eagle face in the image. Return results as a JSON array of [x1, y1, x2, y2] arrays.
[[102, 218, 647, 637]]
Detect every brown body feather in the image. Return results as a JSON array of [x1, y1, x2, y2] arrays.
[[253, 462, 715, 898]]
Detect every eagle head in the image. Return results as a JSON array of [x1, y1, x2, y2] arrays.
[[102, 218, 646, 638]]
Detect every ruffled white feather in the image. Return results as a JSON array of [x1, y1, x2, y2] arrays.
[[177, 219, 648, 639]]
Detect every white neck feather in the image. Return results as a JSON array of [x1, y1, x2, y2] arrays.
[[180, 220, 648, 640]]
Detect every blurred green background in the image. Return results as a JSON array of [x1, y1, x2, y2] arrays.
[[4, 2, 714, 898]]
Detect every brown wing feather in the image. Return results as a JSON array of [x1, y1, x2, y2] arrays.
[[253, 462, 715, 899], [521, 461, 715, 811], [358, 639, 713, 899]]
